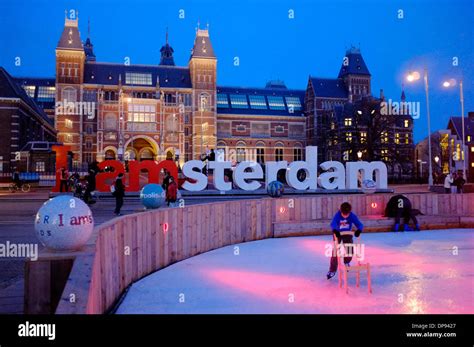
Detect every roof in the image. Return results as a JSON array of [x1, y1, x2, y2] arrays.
[[216, 85, 305, 117], [338, 47, 371, 77], [0, 67, 53, 125], [190, 29, 216, 59], [57, 18, 84, 51], [83, 62, 192, 88], [14, 76, 56, 110], [310, 77, 348, 99], [449, 116, 474, 138]]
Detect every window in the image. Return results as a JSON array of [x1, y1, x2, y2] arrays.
[[360, 132, 367, 143], [249, 95, 267, 109], [236, 124, 246, 132], [405, 134, 410, 144], [23, 86, 36, 98], [230, 94, 248, 109], [381, 149, 388, 161], [200, 93, 210, 111], [62, 87, 77, 102], [85, 141, 92, 150], [467, 135, 471, 142], [395, 133, 400, 144], [256, 148, 265, 164], [127, 104, 156, 122], [293, 147, 303, 161], [471, 146, 474, 153], [275, 148, 284, 161], [236, 147, 246, 162], [344, 118, 352, 126], [125, 72, 152, 85], [275, 125, 285, 133], [285, 96, 302, 111], [180, 93, 192, 106], [35, 161, 45, 172], [330, 122, 336, 130], [86, 124, 93, 134], [65, 119, 73, 128], [346, 132, 352, 142], [217, 94, 229, 108], [404, 119, 409, 128], [382, 132, 388, 143], [267, 96, 285, 110], [64, 134, 73, 143]]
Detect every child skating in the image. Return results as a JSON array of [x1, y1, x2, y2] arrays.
[[327, 202, 363, 280]]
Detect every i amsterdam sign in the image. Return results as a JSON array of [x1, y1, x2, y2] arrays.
[[52, 146, 388, 192]]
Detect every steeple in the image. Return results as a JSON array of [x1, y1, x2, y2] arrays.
[[57, 10, 83, 51], [84, 18, 96, 62], [190, 22, 216, 60], [338, 46, 371, 78], [401, 83, 406, 102], [160, 27, 175, 66]]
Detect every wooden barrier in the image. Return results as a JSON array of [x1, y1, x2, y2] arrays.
[[24, 192, 474, 314]]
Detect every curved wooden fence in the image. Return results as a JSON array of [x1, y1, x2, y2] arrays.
[[24, 193, 474, 314]]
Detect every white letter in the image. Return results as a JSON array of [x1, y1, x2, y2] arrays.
[[346, 161, 388, 189], [182, 160, 207, 191], [233, 162, 263, 191], [208, 161, 232, 191], [319, 161, 346, 189], [286, 146, 318, 190]]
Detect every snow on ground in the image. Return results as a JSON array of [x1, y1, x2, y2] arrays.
[[116, 229, 474, 314]]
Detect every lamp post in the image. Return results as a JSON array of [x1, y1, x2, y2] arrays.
[[442, 79, 466, 180], [357, 150, 363, 160], [407, 69, 433, 187], [417, 159, 427, 180]]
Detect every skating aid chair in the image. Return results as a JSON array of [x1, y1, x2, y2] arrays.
[[334, 234, 372, 294]]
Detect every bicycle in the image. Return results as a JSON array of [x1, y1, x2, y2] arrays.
[[9, 182, 31, 193]]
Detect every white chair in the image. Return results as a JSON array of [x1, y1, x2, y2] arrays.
[[335, 234, 372, 294]]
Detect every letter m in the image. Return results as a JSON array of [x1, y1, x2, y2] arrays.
[[346, 161, 388, 189], [128, 160, 178, 191]]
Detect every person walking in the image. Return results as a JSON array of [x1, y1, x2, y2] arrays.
[[113, 173, 125, 216], [444, 173, 453, 193]]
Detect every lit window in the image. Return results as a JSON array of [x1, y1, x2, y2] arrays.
[[125, 72, 152, 85], [65, 119, 73, 128], [381, 149, 388, 161], [405, 133, 410, 144], [471, 147, 474, 153], [467, 135, 471, 142], [382, 132, 388, 143], [344, 118, 352, 126], [472, 163, 474, 168], [360, 132, 367, 143], [64, 134, 73, 143], [35, 161, 45, 172], [346, 132, 352, 142], [395, 133, 400, 144], [404, 119, 409, 127], [330, 122, 336, 130], [285, 96, 302, 111], [127, 104, 156, 122], [23, 86, 36, 98], [249, 95, 267, 109], [267, 96, 285, 110], [236, 124, 246, 132], [230, 94, 248, 109], [217, 94, 229, 108], [275, 125, 285, 133]]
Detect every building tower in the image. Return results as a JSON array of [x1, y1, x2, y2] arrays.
[[55, 11, 86, 167], [160, 28, 175, 66], [189, 24, 217, 159], [338, 46, 371, 101]]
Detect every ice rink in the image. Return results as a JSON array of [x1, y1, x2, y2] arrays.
[[116, 229, 474, 314]]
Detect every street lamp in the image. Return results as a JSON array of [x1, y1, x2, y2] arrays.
[[407, 69, 434, 187], [357, 151, 363, 160], [442, 78, 466, 179]]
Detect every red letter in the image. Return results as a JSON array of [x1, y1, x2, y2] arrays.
[[96, 160, 125, 192], [127, 160, 177, 192], [51, 145, 71, 192]]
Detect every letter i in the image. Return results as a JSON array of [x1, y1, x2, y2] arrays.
[[58, 214, 64, 226]]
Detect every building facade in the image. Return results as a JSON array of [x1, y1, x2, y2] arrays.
[[447, 112, 474, 182], [10, 13, 415, 179]]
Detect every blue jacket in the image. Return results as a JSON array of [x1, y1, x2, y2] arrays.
[[330, 211, 363, 236]]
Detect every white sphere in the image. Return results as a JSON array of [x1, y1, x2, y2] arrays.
[[35, 195, 94, 251]]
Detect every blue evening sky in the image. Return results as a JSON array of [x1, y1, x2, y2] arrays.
[[0, 0, 472, 143]]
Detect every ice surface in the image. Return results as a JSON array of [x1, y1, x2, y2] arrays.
[[116, 229, 474, 314]]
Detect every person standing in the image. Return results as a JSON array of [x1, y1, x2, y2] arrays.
[[58, 167, 69, 193], [113, 173, 125, 216], [166, 176, 178, 207], [450, 172, 457, 194], [444, 173, 453, 194], [454, 173, 466, 194], [162, 169, 171, 192]]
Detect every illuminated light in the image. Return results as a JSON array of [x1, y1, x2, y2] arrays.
[[406, 74, 414, 82], [357, 110, 362, 115], [443, 81, 451, 88], [371, 202, 377, 208], [279, 207, 286, 214], [163, 222, 169, 233]]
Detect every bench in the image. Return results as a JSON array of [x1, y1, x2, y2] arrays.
[[273, 215, 467, 238]]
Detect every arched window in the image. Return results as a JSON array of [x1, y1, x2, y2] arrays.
[[256, 141, 265, 164], [293, 143, 303, 161], [236, 141, 246, 163], [275, 142, 284, 161], [199, 92, 211, 111]]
